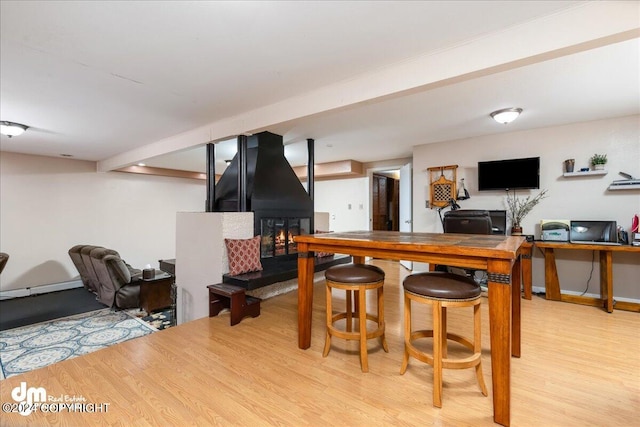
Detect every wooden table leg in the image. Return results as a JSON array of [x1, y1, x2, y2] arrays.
[[511, 257, 521, 358], [599, 250, 613, 312], [297, 246, 315, 349], [352, 255, 365, 264], [521, 245, 532, 300], [543, 248, 562, 300], [487, 259, 512, 427]]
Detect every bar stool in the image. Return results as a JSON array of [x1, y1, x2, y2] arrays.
[[323, 264, 388, 372], [400, 271, 487, 407]]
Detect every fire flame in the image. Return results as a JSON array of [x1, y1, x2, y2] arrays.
[[275, 229, 296, 245]]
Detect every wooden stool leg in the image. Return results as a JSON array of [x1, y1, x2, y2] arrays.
[[400, 292, 411, 374], [441, 306, 447, 359], [346, 290, 353, 332], [378, 286, 389, 352], [209, 294, 226, 317], [433, 300, 443, 408], [229, 293, 245, 326], [474, 302, 488, 396], [358, 288, 369, 373], [323, 284, 332, 357]]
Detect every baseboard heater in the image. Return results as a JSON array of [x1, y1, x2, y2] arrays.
[[0, 280, 83, 300]]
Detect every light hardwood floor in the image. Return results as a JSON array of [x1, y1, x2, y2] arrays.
[[1, 260, 638, 426]]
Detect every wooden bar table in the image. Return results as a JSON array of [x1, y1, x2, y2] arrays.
[[295, 230, 526, 427]]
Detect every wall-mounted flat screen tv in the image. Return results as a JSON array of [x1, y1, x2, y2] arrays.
[[478, 157, 540, 191]]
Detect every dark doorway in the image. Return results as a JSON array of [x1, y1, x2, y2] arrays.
[[372, 173, 399, 231]]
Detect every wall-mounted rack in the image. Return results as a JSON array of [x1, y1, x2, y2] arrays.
[[426, 165, 458, 208]]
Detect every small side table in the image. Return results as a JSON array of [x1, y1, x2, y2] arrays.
[[139, 271, 176, 326]]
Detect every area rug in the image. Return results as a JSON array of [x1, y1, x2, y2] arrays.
[[0, 308, 156, 380], [140, 308, 174, 331]]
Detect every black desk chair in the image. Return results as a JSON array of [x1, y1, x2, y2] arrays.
[[443, 209, 493, 235], [441, 210, 492, 284]]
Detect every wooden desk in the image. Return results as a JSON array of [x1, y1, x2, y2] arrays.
[[531, 242, 640, 312], [295, 230, 525, 427]]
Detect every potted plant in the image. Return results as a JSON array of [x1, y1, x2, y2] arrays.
[[506, 189, 548, 235], [590, 154, 607, 170]]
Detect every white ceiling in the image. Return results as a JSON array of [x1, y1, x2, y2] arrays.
[[1, 1, 638, 173]]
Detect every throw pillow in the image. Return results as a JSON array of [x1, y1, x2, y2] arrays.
[[314, 230, 334, 258], [225, 236, 263, 276]]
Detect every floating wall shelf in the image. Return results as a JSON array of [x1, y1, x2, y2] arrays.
[[562, 170, 608, 178], [608, 183, 640, 190]]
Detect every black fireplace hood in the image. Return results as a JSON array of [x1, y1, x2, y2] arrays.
[[214, 131, 313, 214]]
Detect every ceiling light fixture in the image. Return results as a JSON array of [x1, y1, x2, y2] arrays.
[[490, 108, 522, 124], [0, 121, 29, 137]]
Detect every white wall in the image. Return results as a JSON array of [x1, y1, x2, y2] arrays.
[[314, 177, 370, 232], [314, 212, 330, 231], [412, 115, 640, 300], [176, 212, 253, 324], [0, 152, 205, 291]]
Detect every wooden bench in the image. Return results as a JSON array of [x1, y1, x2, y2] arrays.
[[207, 283, 261, 326], [222, 254, 351, 290]]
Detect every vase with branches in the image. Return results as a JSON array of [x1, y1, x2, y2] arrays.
[[505, 189, 548, 235]]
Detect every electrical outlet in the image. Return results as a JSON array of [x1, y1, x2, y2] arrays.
[[426, 201, 430, 208]]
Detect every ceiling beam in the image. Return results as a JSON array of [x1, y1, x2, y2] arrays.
[[116, 160, 366, 182], [294, 160, 364, 181]]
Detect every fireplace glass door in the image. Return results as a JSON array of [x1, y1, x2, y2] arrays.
[[260, 217, 310, 259]]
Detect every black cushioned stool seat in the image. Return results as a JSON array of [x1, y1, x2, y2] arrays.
[[400, 271, 488, 407], [323, 264, 388, 372]]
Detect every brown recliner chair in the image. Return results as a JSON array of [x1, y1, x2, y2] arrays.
[[69, 245, 101, 293], [89, 247, 141, 308], [69, 245, 142, 308], [0, 252, 9, 274]]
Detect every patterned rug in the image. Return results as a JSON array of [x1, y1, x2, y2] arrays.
[[0, 308, 156, 380], [140, 308, 174, 330]]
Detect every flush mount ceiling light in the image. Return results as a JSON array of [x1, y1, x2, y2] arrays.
[[0, 121, 29, 137], [490, 108, 522, 124]]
